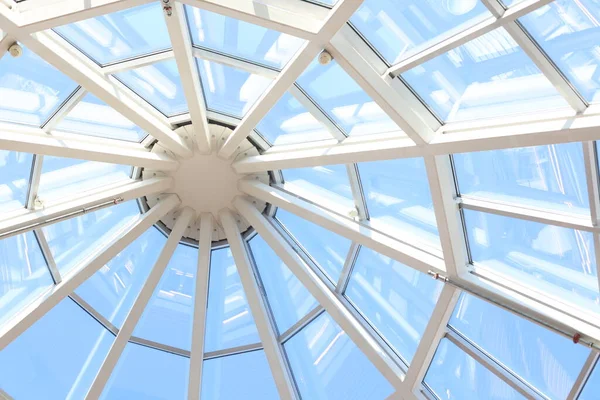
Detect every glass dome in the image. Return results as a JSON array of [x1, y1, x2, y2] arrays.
[[1, 0, 600, 399]]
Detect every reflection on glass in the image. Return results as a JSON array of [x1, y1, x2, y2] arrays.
[[249, 235, 318, 333], [42, 200, 140, 276], [197, 59, 272, 117], [201, 351, 279, 399], [76, 227, 166, 328], [185, 6, 304, 69], [204, 247, 259, 351], [450, 293, 588, 399], [102, 343, 189, 399], [134, 243, 197, 350], [358, 158, 440, 249], [351, 0, 491, 64], [464, 210, 600, 309], [0, 298, 113, 399], [256, 91, 334, 146], [276, 209, 351, 284], [454, 143, 589, 215], [54, 3, 171, 65], [116, 59, 187, 116], [345, 246, 442, 364], [402, 28, 568, 122], [284, 312, 394, 399], [579, 359, 600, 400], [0, 46, 78, 126], [297, 58, 401, 136], [282, 164, 354, 214], [56, 93, 147, 142], [0, 150, 32, 214], [0, 231, 53, 327], [425, 338, 525, 399], [38, 156, 132, 204], [520, 0, 600, 103]]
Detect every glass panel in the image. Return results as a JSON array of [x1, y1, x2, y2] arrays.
[[0, 231, 53, 327], [579, 359, 600, 400], [55, 93, 147, 142], [75, 227, 166, 328], [53, 3, 171, 65], [424, 338, 526, 399], [0, 150, 32, 214], [502, 0, 525, 5], [282, 164, 354, 214], [464, 210, 600, 310], [201, 350, 279, 399], [0, 46, 78, 127], [454, 143, 589, 215], [256, 91, 334, 146], [185, 6, 304, 69], [401, 27, 569, 122], [42, 200, 140, 276], [197, 59, 272, 118], [249, 235, 318, 333], [345, 246, 442, 364], [450, 293, 588, 399], [204, 247, 259, 351], [297, 58, 402, 136], [358, 158, 440, 249], [0, 298, 113, 399], [519, 0, 600, 103], [102, 343, 189, 399], [134, 244, 197, 350], [276, 209, 351, 284], [284, 312, 394, 399], [115, 59, 187, 117], [351, 0, 491, 65], [38, 156, 131, 204]]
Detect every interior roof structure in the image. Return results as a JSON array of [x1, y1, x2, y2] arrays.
[[2, 0, 600, 399]]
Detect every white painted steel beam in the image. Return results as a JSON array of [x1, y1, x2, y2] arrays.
[[218, 0, 364, 159], [233, 196, 406, 390], [188, 213, 212, 400], [86, 206, 195, 399], [0, 195, 180, 351], [220, 209, 297, 400]]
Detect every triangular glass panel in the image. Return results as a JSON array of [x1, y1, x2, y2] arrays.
[[204, 246, 260, 352], [0, 150, 33, 215], [133, 243, 198, 350], [115, 59, 188, 117], [185, 6, 305, 70], [196, 59, 272, 118], [248, 234, 318, 333], [75, 226, 167, 329], [401, 27, 569, 122], [0, 45, 78, 127], [0, 298, 114, 399], [53, 3, 171, 66], [55, 93, 148, 142]]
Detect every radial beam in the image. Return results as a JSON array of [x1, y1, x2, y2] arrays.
[[86, 207, 195, 399], [218, 0, 365, 159], [0, 195, 180, 351], [234, 196, 406, 390], [220, 209, 297, 400], [188, 213, 213, 400]]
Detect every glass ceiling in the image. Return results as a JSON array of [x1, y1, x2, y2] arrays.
[[2, 0, 600, 399]]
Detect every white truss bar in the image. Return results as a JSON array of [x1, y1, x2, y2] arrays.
[[192, 47, 279, 80], [42, 86, 87, 132], [188, 213, 212, 400], [0, 124, 178, 170], [239, 180, 445, 275], [287, 84, 345, 140], [165, 2, 211, 154], [335, 242, 360, 294], [346, 164, 368, 221], [279, 305, 324, 343], [0, 195, 180, 352], [128, 335, 191, 358], [34, 228, 62, 284], [177, 0, 323, 40], [567, 351, 598, 400], [0, 177, 172, 239], [233, 196, 406, 390], [100, 50, 174, 75], [86, 207, 195, 399], [25, 154, 43, 210], [220, 209, 297, 400], [218, 0, 364, 159]]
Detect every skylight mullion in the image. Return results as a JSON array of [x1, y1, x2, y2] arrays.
[[25, 154, 43, 210], [192, 47, 280, 79], [335, 242, 360, 294], [288, 84, 346, 141], [128, 335, 191, 358], [567, 351, 599, 400], [33, 228, 61, 284], [346, 163, 368, 221], [69, 292, 119, 335], [581, 141, 600, 306], [100, 50, 174, 75], [41, 86, 87, 132], [278, 305, 324, 344]]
